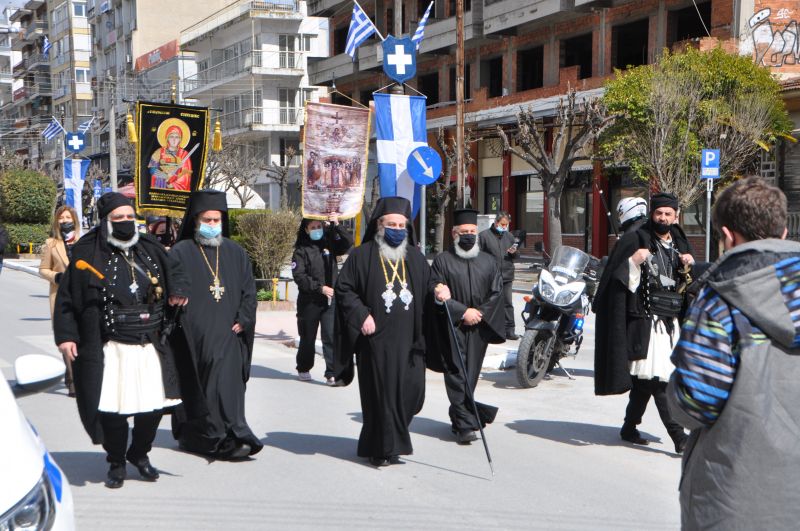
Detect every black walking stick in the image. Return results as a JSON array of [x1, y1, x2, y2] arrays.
[[443, 300, 495, 476]]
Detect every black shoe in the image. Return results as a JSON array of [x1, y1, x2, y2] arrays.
[[127, 457, 159, 481], [388, 455, 404, 465], [227, 443, 252, 461], [105, 463, 126, 489], [674, 435, 688, 455], [369, 456, 390, 467], [620, 428, 649, 446], [456, 430, 479, 445], [506, 333, 520, 340]]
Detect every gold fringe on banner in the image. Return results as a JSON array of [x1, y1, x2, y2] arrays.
[[212, 119, 222, 151], [126, 112, 137, 143]]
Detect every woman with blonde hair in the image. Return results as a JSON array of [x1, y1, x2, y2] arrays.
[[39, 205, 81, 396]]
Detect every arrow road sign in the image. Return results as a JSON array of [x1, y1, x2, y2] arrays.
[[406, 146, 442, 186], [701, 148, 720, 179]]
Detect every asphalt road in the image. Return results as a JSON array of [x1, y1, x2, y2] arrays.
[[1, 268, 682, 530]]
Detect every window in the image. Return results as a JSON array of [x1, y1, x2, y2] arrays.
[[333, 25, 348, 56], [279, 88, 298, 123], [418, 72, 439, 105], [517, 46, 543, 91], [485, 176, 502, 214], [518, 176, 544, 233], [73, 1, 87, 17], [668, 1, 711, 47], [612, 19, 649, 69], [300, 34, 314, 52], [280, 138, 299, 166], [76, 100, 91, 114], [480, 56, 503, 98], [75, 68, 90, 83], [561, 33, 593, 80], [279, 35, 297, 68]]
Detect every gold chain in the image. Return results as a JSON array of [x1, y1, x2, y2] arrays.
[[198, 244, 219, 282], [379, 255, 405, 286]]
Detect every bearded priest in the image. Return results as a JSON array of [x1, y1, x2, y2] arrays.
[[170, 190, 262, 460], [334, 196, 431, 467], [430, 209, 505, 445]]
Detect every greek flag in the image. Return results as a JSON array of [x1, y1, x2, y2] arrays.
[[345, 1, 377, 60], [78, 117, 94, 133], [41, 117, 65, 141], [412, 2, 433, 50], [64, 158, 90, 227], [42, 36, 51, 57], [374, 93, 427, 218]]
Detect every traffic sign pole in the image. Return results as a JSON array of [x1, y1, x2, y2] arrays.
[[700, 148, 720, 262], [706, 177, 713, 262]]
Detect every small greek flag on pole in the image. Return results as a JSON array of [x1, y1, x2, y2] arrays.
[[412, 2, 433, 50], [78, 116, 94, 133], [41, 116, 66, 141], [345, 1, 378, 61], [42, 36, 52, 57]]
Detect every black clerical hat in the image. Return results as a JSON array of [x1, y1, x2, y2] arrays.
[[97, 192, 132, 219], [453, 209, 478, 226], [650, 192, 680, 211], [362, 196, 416, 245], [176, 189, 230, 241]]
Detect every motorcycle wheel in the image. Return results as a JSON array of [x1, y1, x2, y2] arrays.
[[516, 331, 554, 388]]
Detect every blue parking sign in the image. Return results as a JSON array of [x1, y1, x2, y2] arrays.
[[701, 149, 720, 179]]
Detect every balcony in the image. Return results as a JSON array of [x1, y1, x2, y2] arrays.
[[484, 0, 574, 35], [221, 106, 303, 134], [308, 51, 356, 85], [306, 0, 346, 16], [417, 10, 482, 53], [0, 65, 10, 81], [184, 50, 305, 95], [12, 53, 49, 75], [181, 0, 301, 48]]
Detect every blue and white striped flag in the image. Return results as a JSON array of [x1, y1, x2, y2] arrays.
[[64, 158, 90, 227], [412, 2, 433, 50], [78, 117, 94, 133], [41, 117, 65, 140], [345, 1, 377, 60], [42, 36, 51, 57], [374, 93, 427, 219]]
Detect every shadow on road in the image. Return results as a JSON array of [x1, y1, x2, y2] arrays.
[[262, 431, 366, 465], [20, 317, 50, 321], [409, 416, 456, 442], [480, 367, 594, 389], [249, 364, 298, 381], [29, 294, 49, 299], [506, 419, 678, 457], [49, 451, 107, 487]]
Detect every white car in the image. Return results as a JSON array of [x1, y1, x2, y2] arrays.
[[1, 355, 75, 530]]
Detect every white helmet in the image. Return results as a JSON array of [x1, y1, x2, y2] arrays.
[[617, 197, 648, 225]]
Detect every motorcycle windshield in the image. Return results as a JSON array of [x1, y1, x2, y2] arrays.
[[548, 246, 590, 281]]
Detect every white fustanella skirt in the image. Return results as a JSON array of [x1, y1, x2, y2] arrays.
[[98, 341, 182, 415]]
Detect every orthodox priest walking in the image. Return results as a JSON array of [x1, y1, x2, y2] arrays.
[[593, 193, 691, 454], [335, 197, 430, 467], [170, 190, 263, 460], [430, 209, 505, 444], [54, 192, 192, 489]]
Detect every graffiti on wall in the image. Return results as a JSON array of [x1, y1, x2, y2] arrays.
[[747, 7, 799, 67]]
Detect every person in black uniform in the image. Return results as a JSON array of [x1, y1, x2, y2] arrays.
[[292, 215, 353, 385], [478, 211, 519, 339]]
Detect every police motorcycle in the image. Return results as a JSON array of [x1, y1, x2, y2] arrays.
[[516, 244, 600, 388]]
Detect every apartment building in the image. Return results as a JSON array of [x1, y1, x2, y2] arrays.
[[307, 0, 790, 255], [179, 0, 330, 209], [0, 7, 19, 110]]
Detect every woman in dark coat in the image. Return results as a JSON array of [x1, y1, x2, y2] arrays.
[[291, 215, 352, 384]]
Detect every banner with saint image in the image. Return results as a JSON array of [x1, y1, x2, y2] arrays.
[[302, 102, 371, 220], [134, 101, 210, 214]]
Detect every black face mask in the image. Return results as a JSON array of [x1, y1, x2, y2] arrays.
[[457, 233, 477, 251], [653, 221, 671, 236], [110, 220, 137, 241], [59, 221, 75, 234]]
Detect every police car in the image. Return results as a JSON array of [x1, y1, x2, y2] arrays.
[[1, 355, 75, 530]]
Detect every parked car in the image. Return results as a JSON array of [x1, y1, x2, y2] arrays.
[[1, 355, 75, 530]]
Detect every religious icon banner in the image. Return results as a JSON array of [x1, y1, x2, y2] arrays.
[[302, 102, 371, 220], [134, 101, 210, 214]]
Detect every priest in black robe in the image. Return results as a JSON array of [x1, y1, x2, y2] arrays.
[[429, 209, 505, 444], [334, 196, 431, 467], [170, 190, 263, 460]]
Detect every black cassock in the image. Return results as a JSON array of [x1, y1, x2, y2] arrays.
[[169, 238, 263, 456], [334, 240, 430, 459], [429, 248, 505, 432]]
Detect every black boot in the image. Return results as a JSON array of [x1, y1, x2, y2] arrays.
[[126, 456, 159, 481], [105, 462, 126, 489], [673, 434, 689, 455], [620, 425, 649, 445]]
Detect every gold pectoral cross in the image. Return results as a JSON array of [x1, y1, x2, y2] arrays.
[[210, 277, 225, 302]]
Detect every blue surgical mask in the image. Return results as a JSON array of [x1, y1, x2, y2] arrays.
[[495, 225, 507, 233], [198, 223, 222, 239], [383, 227, 407, 248], [309, 228, 324, 241]]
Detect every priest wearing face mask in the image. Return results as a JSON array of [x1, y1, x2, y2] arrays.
[[54, 192, 192, 488], [430, 209, 505, 444], [169, 190, 262, 460], [593, 192, 692, 454], [334, 197, 431, 466], [291, 215, 353, 384]]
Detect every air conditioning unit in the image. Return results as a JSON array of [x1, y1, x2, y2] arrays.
[[126, 54, 132, 64]]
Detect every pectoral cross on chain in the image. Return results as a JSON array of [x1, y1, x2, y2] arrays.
[[210, 277, 225, 302]]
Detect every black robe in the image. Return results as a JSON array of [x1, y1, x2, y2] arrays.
[[53, 230, 199, 444], [593, 221, 692, 396], [334, 240, 430, 458], [169, 238, 263, 456], [428, 248, 505, 431]]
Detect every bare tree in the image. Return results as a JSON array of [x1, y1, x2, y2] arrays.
[[263, 145, 297, 210], [497, 90, 616, 251], [431, 127, 476, 253], [205, 145, 264, 208]]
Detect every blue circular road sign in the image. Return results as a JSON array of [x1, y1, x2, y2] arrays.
[[406, 146, 442, 185]]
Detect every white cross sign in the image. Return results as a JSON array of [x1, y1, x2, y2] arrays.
[[66, 132, 85, 153], [387, 45, 413, 75]]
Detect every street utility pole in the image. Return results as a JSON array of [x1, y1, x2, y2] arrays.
[[108, 76, 118, 191], [455, 0, 465, 207]]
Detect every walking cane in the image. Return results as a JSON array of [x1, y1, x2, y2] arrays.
[[443, 300, 495, 476]]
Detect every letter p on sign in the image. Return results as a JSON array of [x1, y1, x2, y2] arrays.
[[701, 149, 720, 179]]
